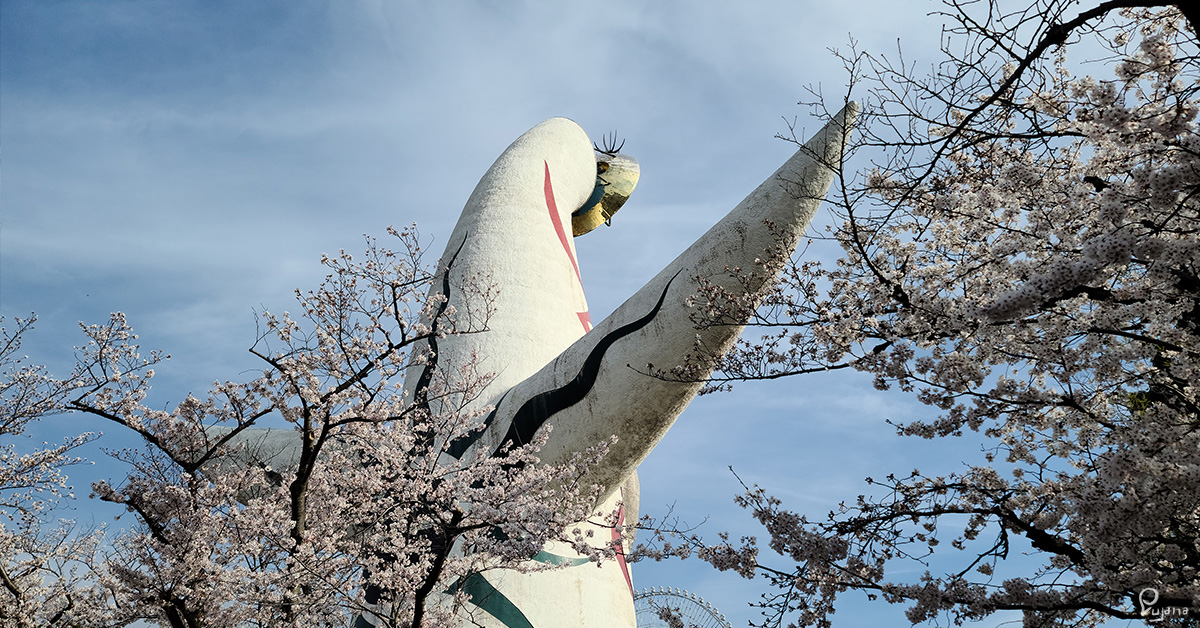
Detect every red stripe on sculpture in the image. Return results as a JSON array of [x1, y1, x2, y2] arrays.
[[544, 161, 582, 284], [612, 502, 633, 596]]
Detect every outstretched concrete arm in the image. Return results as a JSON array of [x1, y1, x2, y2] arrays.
[[475, 103, 859, 501]]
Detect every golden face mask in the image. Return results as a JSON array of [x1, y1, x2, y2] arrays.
[[572, 149, 639, 237]]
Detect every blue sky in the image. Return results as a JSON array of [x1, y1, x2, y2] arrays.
[[0, 2, 1028, 626]]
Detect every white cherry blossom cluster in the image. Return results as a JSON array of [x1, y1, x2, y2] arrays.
[[1, 316, 110, 626], [663, 3, 1199, 626], [1, 228, 620, 626]]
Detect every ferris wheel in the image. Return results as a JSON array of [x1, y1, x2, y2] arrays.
[[633, 587, 732, 628]]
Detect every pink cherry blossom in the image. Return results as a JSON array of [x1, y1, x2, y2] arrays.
[[2, 228, 620, 627], [647, 3, 1199, 627]]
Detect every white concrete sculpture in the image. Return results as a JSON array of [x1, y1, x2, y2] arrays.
[[402, 104, 858, 628], [215, 105, 857, 627]]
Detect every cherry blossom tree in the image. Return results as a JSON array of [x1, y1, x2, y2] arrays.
[[1, 316, 108, 627], [651, 2, 1199, 627], [1, 227, 618, 627]]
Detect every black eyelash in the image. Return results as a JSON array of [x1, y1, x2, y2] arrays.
[[593, 131, 625, 156]]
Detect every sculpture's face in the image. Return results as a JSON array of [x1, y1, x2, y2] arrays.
[[571, 151, 639, 237]]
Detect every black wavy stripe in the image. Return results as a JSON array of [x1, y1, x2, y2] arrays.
[[492, 272, 678, 456], [412, 234, 469, 412], [446, 391, 506, 459], [355, 238, 471, 628]]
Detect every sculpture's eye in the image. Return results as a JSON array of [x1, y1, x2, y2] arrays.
[[598, 161, 610, 175]]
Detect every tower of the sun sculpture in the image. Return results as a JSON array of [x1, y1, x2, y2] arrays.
[[398, 104, 858, 627], [214, 104, 857, 627]]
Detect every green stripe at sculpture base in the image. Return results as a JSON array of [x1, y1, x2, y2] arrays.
[[447, 552, 587, 628], [449, 573, 534, 628], [531, 550, 590, 567]]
